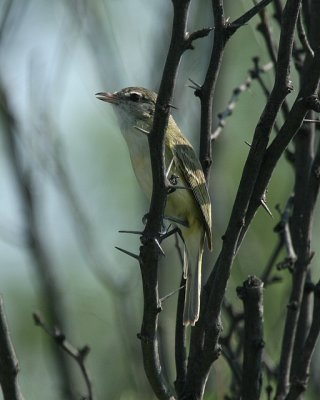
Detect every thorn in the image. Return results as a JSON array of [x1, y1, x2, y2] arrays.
[[160, 285, 185, 303], [154, 238, 165, 256], [244, 141, 252, 147], [33, 312, 42, 326], [303, 119, 320, 124], [161, 226, 186, 250], [115, 246, 140, 261], [160, 226, 181, 242], [164, 215, 189, 228], [168, 103, 178, 110], [134, 126, 149, 135], [119, 230, 143, 235], [261, 199, 273, 218], [142, 213, 149, 225], [188, 78, 201, 90]]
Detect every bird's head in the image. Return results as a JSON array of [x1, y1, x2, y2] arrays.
[[96, 87, 157, 131]]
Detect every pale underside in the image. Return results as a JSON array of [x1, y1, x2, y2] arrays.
[[114, 107, 212, 249], [112, 96, 213, 325]]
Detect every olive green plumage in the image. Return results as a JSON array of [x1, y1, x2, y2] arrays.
[[96, 87, 212, 325]]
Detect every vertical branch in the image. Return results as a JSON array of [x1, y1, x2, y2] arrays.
[[277, 118, 315, 394], [198, 0, 226, 179], [237, 276, 264, 400], [201, 0, 301, 367], [0, 297, 25, 400], [290, 275, 314, 379], [196, 0, 273, 178], [256, 0, 278, 64], [139, 0, 186, 390], [138, 2, 211, 399], [274, 3, 320, 394], [285, 282, 320, 400], [184, 1, 281, 398], [186, 2, 226, 397]]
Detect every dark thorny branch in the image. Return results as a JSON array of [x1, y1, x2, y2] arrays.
[[0, 297, 24, 400], [274, 197, 297, 272], [285, 281, 320, 400], [237, 276, 264, 400], [33, 312, 93, 400], [137, 1, 211, 399], [273, 5, 320, 399], [195, 0, 274, 179], [187, 3, 303, 399], [135, 1, 275, 398]]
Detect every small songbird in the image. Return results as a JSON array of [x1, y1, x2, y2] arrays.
[[96, 87, 212, 326]]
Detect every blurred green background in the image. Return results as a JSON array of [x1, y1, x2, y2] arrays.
[[0, 0, 319, 399]]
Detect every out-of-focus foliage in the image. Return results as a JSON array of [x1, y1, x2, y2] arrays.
[[0, 0, 319, 399]]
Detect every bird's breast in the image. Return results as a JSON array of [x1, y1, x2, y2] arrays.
[[122, 127, 153, 198], [120, 125, 203, 234]]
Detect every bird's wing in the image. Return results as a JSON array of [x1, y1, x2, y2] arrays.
[[172, 141, 212, 250]]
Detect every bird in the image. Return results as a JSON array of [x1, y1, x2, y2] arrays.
[[96, 87, 212, 326]]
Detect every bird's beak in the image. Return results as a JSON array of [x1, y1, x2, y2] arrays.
[[95, 92, 119, 105]]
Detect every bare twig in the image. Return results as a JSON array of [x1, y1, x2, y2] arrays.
[[196, 0, 273, 178], [254, 0, 292, 119], [229, 0, 273, 34], [296, 11, 314, 57], [185, 28, 213, 49], [290, 274, 314, 379], [211, 59, 274, 141], [274, 198, 297, 271], [196, 0, 226, 179], [0, 297, 25, 400], [255, 0, 278, 64], [237, 276, 264, 400], [285, 282, 320, 400], [33, 312, 93, 400]]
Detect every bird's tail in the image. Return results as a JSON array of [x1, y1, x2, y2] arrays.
[[183, 231, 205, 326]]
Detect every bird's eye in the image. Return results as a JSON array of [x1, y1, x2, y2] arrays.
[[129, 92, 141, 102]]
